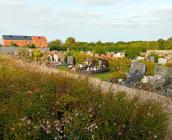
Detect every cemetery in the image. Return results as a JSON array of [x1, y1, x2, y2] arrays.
[[75, 58, 109, 75], [2, 47, 172, 97]]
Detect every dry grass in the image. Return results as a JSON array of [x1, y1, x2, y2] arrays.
[[0, 56, 169, 140]]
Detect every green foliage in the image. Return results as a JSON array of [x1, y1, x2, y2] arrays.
[[150, 52, 159, 63], [158, 39, 165, 50], [94, 72, 115, 81], [66, 50, 75, 56], [47, 37, 172, 59], [28, 44, 36, 48], [48, 39, 62, 50], [32, 48, 43, 61], [65, 37, 76, 46], [139, 60, 155, 76], [66, 51, 92, 64], [96, 58, 131, 81], [75, 52, 92, 64], [95, 71, 127, 81], [108, 58, 131, 73], [0, 56, 169, 140]]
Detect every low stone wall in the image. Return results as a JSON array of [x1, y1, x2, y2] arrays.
[[0, 47, 21, 54], [0, 47, 50, 54]]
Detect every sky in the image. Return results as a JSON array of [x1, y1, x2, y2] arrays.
[[0, 0, 172, 42]]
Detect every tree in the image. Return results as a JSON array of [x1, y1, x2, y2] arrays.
[[157, 39, 165, 50], [165, 37, 172, 49], [65, 37, 76, 46], [32, 48, 43, 61], [28, 44, 35, 48], [48, 39, 62, 50]]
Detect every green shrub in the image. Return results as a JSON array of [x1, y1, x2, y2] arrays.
[[107, 58, 131, 80], [32, 48, 43, 61], [108, 58, 131, 73], [0, 56, 169, 140], [74, 52, 92, 64], [140, 60, 155, 76]]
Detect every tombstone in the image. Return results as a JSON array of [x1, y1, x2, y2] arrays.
[[67, 56, 74, 65], [54, 54, 59, 62], [154, 66, 172, 79], [136, 56, 144, 61], [158, 58, 167, 65], [130, 62, 146, 75], [124, 62, 146, 86], [148, 56, 155, 62], [98, 59, 103, 68]]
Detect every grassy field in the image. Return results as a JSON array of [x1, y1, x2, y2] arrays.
[[94, 72, 115, 81], [57, 65, 68, 71], [0, 55, 169, 140]]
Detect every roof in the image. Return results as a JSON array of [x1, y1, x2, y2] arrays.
[[2, 35, 32, 40]]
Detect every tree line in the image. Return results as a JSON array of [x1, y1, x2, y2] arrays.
[[48, 37, 172, 59]]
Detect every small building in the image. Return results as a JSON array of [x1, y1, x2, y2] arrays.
[[2, 35, 48, 48]]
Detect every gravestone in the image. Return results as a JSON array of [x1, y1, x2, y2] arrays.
[[149, 56, 155, 62], [136, 56, 144, 61], [158, 58, 167, 65], [124, 62, 146, 86], [67, 56, 74, 65], [148, 56, 155, 62], [130, 62, 146, 75]]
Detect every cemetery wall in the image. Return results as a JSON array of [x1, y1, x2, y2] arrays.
[[0, 47, 21, 54], [0, 47, 50, 54]]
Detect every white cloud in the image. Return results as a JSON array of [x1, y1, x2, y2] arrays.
[[59, 9, 103, 19], [91, 7, 172, 35], [0, 0, 172, 41], [78, 0, 127, 5]]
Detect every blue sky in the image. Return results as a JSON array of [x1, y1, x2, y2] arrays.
[[0, 0, 172, 42]]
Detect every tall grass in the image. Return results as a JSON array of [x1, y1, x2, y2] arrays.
[[0, 56, 169, 140]]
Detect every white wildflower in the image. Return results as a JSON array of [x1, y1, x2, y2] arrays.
[[147, 112, 151, 116], [154, 135, 158, 139], [118, 132, 122, 136]]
